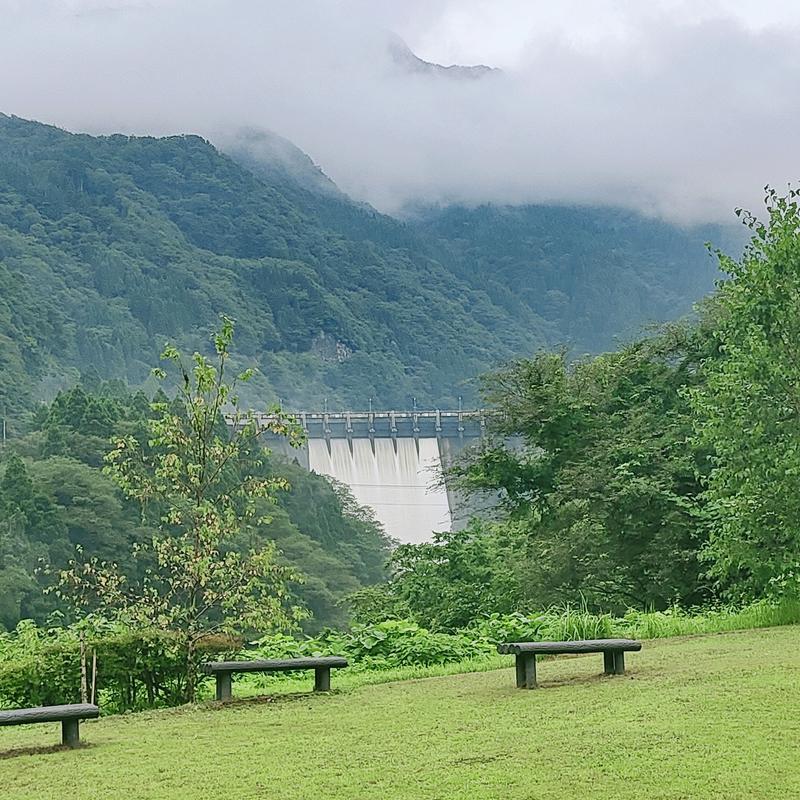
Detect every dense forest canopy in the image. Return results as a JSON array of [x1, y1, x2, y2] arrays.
[[0, 114, 735, 419], [0, 380, 392, 633]]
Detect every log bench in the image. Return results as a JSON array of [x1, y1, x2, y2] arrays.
[[201, 657, 349, 701], [0, 703, 100, 748], [497, 639, 642, 688]]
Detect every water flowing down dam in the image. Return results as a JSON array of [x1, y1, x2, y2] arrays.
[[307, 437, 449, 544], [249, 411, 486, 544]]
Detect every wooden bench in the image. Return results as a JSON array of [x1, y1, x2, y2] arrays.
[[497, 639, 642, 688], [201, 657, 349, 701], [0, 703, 99, 748]]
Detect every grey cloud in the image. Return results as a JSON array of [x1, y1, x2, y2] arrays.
[[0, 0, 798, 222]]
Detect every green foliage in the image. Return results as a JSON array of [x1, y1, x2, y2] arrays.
[[346, 584, 411, 625], [337, 620, 492, 668], [466, 600, 800, 643], [2, 600, 798, 713], [0, 379, 391, 633], [0, 441, 147, 629], [690, 188, 800, 600], [0, 618, 230, 712], [469, 608, 616, 644], [372, 524, 522, 630], [0, 620, 81, 709], [254, 597, 800, 675], [374, 322, 716, 625], [57, 320, 306, 701], [252, 620, 492, 671]]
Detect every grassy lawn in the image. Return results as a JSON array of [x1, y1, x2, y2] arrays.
[[2, 626, 799, 800]]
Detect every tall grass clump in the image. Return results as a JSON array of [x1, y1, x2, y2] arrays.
[[469, 607, 616, 644], [618, 597, 800, 640], [467, 598, 800, 646], [470, 597, 800, 646]]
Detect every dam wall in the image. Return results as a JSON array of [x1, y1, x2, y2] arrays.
[[250, 411, 486, 544]]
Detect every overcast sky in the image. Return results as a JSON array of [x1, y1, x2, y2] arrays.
[[1, 0, 799, 222]]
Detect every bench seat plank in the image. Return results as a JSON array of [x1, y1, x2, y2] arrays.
[[0, 703, 99, 727], [0, 703, 99, 748], [497, 639, 641, 656], [201, 657, 347, 674]]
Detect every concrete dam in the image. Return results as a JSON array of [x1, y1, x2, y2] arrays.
[[254, 411, 487, 544]]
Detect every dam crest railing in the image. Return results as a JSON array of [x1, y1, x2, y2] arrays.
[[229, 410, 488, 454]]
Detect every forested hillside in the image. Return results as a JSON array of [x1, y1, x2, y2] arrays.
[[0, 115, 538, 418], [0, 114, 731, 420], [415, 204, 737, 354], [0, 380, 391, 632]]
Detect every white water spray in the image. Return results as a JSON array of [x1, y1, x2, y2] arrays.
[[308, 437, 451, 544]]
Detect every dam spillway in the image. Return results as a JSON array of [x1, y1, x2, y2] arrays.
[[249, 411, 486, 544], [308, 437, 449, 544]]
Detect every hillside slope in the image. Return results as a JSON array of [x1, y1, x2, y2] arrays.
[[1, 115, 729, 417], [414, 203, 737, 354], [0, 115, 545, 416]]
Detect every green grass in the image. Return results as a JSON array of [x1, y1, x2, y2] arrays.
[[2, 626, 800, 799], [232, 653, 511, 698], [229, 597, 800, 698]]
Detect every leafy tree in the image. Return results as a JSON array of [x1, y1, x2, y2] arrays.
[[57, 319, 304, 701], [0, 454, 69, 626], [690, 188, 800, 600], [0, 379, 391, 632], [382, 523, 522, 630], [380, 321, 716, 628]]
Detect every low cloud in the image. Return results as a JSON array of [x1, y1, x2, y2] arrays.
[[1, 0, 799, 222]]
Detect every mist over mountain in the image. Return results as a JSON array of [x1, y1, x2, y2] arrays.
[[2, 1, 800, 221], [0, 114, 732, 419], [228, 129, 342, 199], [386, 34, 501, 80]]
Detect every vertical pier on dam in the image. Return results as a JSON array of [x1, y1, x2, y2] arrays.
[[251, 410, 486, 544]]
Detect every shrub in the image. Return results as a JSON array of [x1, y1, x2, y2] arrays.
[[5, 599, 799, 712], [0, 619, 233, 712], [251, 620, 492, 670], [341, 621, 491, 668], [0, 620, 81, 708], [346, 585, 410, 625]]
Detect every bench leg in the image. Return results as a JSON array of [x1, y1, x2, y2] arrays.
[[515, 654, 526, 688], [216, 671, 233, 701], [603, 651, 615, 674], [604, 651, 625, 675], [314, 667, 331, 692], [613, 651, 625, 675], [515, 653, 537, 689], [62, 719, 80, 748]]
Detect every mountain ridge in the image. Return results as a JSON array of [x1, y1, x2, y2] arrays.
[[386, 34, 501, 80], [0, 113, 728, 419]]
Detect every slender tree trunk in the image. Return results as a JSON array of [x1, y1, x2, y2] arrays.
[[185, 638, 197, 704], [79, 633, 88, 704], [90, 650, 97, 705]]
